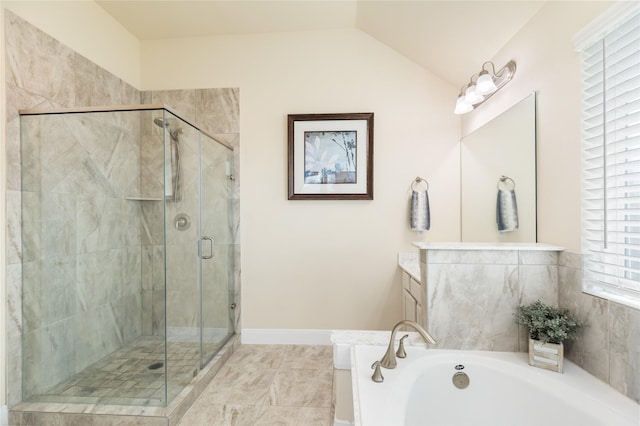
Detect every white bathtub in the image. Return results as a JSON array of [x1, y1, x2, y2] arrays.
[[351, 345, 639, 426]]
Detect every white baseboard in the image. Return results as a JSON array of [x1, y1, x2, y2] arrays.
[[240, 329, 332, 345], [0, 404, 7, 426]]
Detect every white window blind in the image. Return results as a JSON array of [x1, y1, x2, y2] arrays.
[[580, 6, 640, 309]]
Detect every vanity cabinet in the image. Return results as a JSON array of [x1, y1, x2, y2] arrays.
[[399, 255, 423, 325]]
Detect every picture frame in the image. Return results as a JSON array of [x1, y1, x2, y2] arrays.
[[287, 112, 374, 200]]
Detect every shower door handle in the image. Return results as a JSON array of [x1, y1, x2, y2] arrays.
[[200, 236, 214, 259]]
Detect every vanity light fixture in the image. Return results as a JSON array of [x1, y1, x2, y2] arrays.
[[454, 60, 517, 114]]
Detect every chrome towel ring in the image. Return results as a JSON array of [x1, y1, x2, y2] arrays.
[[411, 176, 429, 191], [497, 175, 515, 190]]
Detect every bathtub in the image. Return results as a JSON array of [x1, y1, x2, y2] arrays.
[[351, 345, 639, 426]]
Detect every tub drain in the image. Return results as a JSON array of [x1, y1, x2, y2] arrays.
[[452, 372, 469, 389], [148, 362, 164, 370]]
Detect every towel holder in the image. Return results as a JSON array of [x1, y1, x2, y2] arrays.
[[497, 175, 516, 190], [411, 177, 429, 191]]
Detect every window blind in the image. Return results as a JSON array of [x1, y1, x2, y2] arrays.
[[581, 8, 640, 309]]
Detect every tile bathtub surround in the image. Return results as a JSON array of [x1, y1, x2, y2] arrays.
[[418, 245, 562, 352], [559, 252, 640, 404], [177, 344, 335, 426]]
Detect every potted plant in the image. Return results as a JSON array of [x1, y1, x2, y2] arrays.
[[515, 300, 584, 373]]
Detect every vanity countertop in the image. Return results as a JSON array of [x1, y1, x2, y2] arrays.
[[398, 252, 420, 281], [413, 242, 564, 251]]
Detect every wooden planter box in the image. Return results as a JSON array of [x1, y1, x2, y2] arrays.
[[528, 338, 564, 373]]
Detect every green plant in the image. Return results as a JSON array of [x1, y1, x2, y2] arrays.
[[515, 300, 584, 344]]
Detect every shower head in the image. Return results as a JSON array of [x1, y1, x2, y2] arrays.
[[153, 117, 182, 141], [153, 117, 169, 129]]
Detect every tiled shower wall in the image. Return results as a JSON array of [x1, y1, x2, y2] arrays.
[[558, 252, 639, 403], [5, 10, 141, 405], [4, 10, 240, 406], [19, 110, 144, 398], [139, 90, 240, 338]]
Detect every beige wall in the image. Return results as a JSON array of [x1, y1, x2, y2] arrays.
[[462, 1, 613, 252], [1, 0, 620, 345], [142, 29, 461, 330], [3, 0, 140, 88]]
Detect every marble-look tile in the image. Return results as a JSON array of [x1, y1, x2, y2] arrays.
[[198, 365, 276, 405], [6, 263, 23, 340], [74, 306, 124, 372], [6, 189, 23, 265], [121, 246, 142, 296], [8, 335, 23, 406], [145, 90, 198, 124], [18, 190, 44, 264], [428, 264, 519, 350], [165, 289, 198, 329], [141, 246, 154, 291], [141, 290, 153, 337], [150, 246, 165, 291], [66, 114, 139, 197], [518, 265, 558, 306], [22, 257, 75, 332], [608, 303, 640, 403], [254, 406, 332, 426], [267, 369, 333, 408], [518, 250, 559, 265], [17, 114, 43, 193], [224, 345, 285, 370], [91, 414, 167, 426], [73, 54, 135, 107], [196, 88, 240, 134], [22, 319, 76, 398], [178, 402, 258, 426], [123, 202, 143, 248], [559, 250, 582, 269], [559, 265, 610, 383], [427, 249, 518, 265], [40, 192, 76, 257], [201, 289, 233, 331], [283, 345, 333, 369], [140, 203, 164, 246], [152, 289, 166, 336], [5, 11, 76, 106], [6, 110, 21, 191], [112, 293, 143, 345], [76, 250, 123, 311]]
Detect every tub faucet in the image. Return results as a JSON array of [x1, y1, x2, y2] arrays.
[[379, 320, 436, 369]]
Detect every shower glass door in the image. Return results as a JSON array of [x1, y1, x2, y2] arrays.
[[163, 109, 235, 400], [200, 133, 235, 365], [162, 110, 201, 403]]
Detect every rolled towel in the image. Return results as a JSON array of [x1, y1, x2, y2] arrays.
[[497, 189, 519, 232], [411, 190, 430, 231]]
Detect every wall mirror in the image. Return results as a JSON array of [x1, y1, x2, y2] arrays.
[[460, 92, 537, 242]]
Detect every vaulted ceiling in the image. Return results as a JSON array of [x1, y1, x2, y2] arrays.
[[96, 1, 546, 87]]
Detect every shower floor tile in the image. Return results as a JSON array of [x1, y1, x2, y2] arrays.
[[29, 336, 221, 406]]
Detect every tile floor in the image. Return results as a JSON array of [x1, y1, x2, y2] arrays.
[[27, 336, 220, 407], [177, 344, 335, 426]]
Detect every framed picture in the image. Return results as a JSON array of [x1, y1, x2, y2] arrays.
[[287, 112, 374, 200]]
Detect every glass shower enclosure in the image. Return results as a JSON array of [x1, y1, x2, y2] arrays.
[[19, 105, 235, 406]]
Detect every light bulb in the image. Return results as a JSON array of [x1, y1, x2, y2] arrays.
[[454, 94, 473, 114], [476, 70, 497, 95], [464, 83, 484, 105]]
